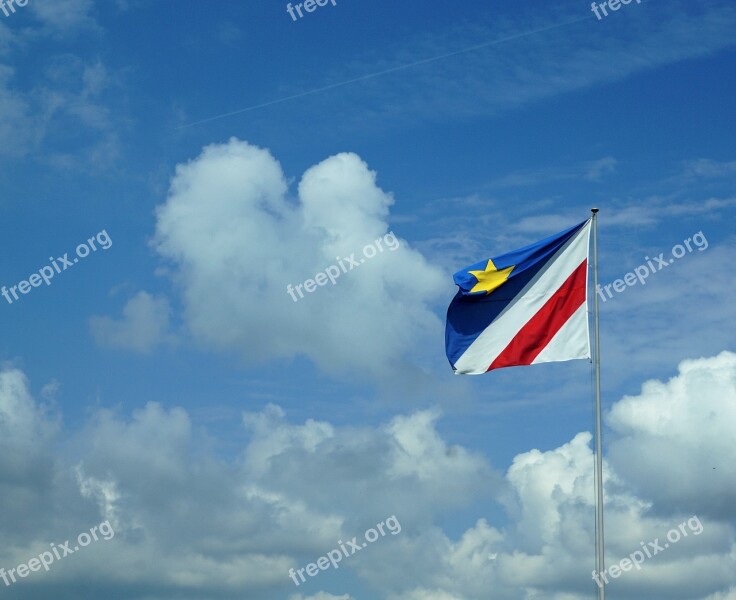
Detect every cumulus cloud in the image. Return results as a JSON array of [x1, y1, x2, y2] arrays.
[[0, 366, 496, 598], [703, 589, 736, 600], [1, 353, 735, 599], [607, 351, 736, 519], [358, 356, 736, 600], [153, 138, 447, 377], [240, 405, 498, 527], [0, 369, 60, 539], [89, 291, 175, 353]]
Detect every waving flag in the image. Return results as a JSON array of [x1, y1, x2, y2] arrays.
[[445, 219, 592, 374]]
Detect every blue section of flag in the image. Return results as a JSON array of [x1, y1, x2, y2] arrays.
[[453, 220, 588, 296]]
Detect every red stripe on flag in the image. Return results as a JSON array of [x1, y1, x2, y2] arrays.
[[487, 259, 588, 371]]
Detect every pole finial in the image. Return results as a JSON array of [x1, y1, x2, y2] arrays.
[[591, 208, 599, 214]]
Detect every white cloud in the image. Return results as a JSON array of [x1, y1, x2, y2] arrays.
[[357, 354, 736, 600], [239, 404, 499, 527], [682, 159, 736, 179], [89, 291, 175, 353], [1, 353, 735, 599], [153, 139, 447, 378], [0, 365, 498, 598], [703, 589, 736, 600], [0, 368, 50, 441], [0, 53, 121, 165], [607, 351, 736, 519], [0, 369, 60, 540]]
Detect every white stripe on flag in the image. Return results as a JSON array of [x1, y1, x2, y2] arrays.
[[454, 220, 591, 374], [531, 301, 590, 364]]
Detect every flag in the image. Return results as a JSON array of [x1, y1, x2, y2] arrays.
[[445, 219, 592, 374]]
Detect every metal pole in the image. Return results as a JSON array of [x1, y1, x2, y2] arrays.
[[591, 208, 605, 600]]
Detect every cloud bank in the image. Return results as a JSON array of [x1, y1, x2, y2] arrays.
[[1, 352, 734, 599]]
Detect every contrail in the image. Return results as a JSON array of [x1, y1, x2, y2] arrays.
[[178, 15, 589, 129]]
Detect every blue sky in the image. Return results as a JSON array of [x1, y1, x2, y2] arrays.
[[1, 0, 735, 599]]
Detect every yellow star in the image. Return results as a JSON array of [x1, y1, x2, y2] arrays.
[[467, 259, 514, 294]]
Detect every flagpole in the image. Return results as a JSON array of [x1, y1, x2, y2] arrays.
[[591, 208, 605, 600]]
